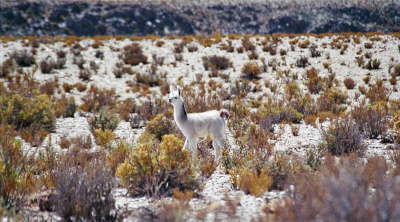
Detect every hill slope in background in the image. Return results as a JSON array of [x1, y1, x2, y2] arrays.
[[0, 0, 399, 36]]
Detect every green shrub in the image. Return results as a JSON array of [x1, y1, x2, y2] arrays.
[[0, 93, 55, 133], [116, 135, 197, 197], [143, 114, 176, 141], [90, 109, 120, 131]]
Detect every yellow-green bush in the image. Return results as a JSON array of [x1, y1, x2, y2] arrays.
[[116, 135, 197, 197], [0, 94, 55, 131], [231, 167, 272, 197], [0, 93, 55, 145], [94, 129, 116, 148], [143, 114, 176, 141], [106, 142, 130, 174]]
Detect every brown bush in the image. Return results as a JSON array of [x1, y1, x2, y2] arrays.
[[122, 43, 148, 66], [241, 38, 255, 51], [52, 157, 118, 221], [296, 56, 309, 68], [351, 102, 389, 139], [0, 58, 15, 78], [81, 86, 117, 113], [343, 78, 356, 89], [321, 117, 365, 156], [79, 68, 92, 81], [9, 50, 35, 67], [241, 62, 262, 79], [366, 80, 390, 103], [317, 87, 348, 114], [202, 55, 232, 71], [269, 156, 400, 222]]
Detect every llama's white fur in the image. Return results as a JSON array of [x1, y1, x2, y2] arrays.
[[168, 86, 228, 161]]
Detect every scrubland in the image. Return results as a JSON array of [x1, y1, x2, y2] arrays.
[[0, 32, 400, 221]]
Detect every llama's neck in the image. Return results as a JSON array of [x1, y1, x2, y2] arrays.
[[174, 102, 187, 125]]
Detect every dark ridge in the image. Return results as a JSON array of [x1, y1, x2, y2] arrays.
[[0, 1, 399, 36]]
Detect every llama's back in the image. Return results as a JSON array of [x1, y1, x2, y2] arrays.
[[186, 110, 227, 138]]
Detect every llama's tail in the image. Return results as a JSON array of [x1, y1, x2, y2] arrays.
[[219, 109, 230, 120]]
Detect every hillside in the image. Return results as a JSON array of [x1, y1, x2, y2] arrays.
[[1, 0, 399, 36]]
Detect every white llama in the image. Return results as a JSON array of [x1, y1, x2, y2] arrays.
[[168, 86, 229, 162]]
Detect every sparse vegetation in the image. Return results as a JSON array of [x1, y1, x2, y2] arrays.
[[0, 33, 399, 221]]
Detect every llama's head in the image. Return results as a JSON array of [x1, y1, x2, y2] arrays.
[[168, 85, 184, 106]]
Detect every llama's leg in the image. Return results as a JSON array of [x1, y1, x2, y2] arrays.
[[183, 138, 189, 150], [213, 137, 225, 163], [188, 138, 199, 158]]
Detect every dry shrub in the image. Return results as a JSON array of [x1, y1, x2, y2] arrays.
[[40, 57, 65, 74], [343, 77, 356, 89], [393, 111, 400, 144], [256, 103, 304, 126], [81, 86, 117, 112], [269, 156, 400, 222], [266, 153, 305, 190], [234, 168, 272, 196], [317, 87, 348, 114], [0, 93, 55, 145], [309, 45, 321, 57], [116, 135, 197, 197], [52, 156, 118, 221], [123, 43, 148, 66], [296, 56, 309, 68], [181, 86, 222, 113], [241, 38, 255, 51], [0, 58, 15, 78], [263, 44, 277, 55], [351, 102, 389, 139], [197, 138, 217, 178], [106, 142, 130, 174], [9, 50, 35, 67], [366, 80, 390, 103], [79, 68, 92, 81], [202, 55, 232, 71], [321, 117, 365, 156], [54, 96, 76, 118], [136, 97, 169, 121], [241, 62, 262, 79], [69, 135, 92, 150], [94, 129, 116, 148], [364, 58, 381, 70], [306, 68, 324, 94], [90, 109, 120, 131], [142, 114, 176, 142], [39, 80, 58, 96], [116, 98, 137, 121], [0, 125, 36, 210]]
